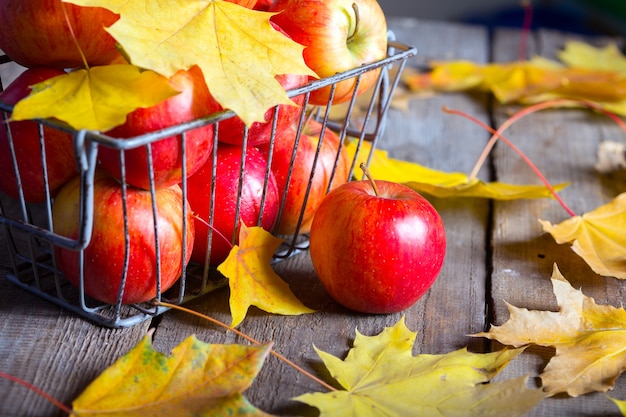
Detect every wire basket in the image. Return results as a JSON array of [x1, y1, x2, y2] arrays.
[[0, 40, 416, 328]]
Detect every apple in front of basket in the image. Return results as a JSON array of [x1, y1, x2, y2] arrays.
[[309, 171, 447, 313], [52, 170, 195, 305]]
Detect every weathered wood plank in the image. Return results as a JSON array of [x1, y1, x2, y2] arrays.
[[489, 27, 626, 416], [151, 19, 492, 416], [0, 266, 151, 416]]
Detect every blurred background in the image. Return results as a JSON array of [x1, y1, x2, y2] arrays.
[[377, 0, 626, 37]]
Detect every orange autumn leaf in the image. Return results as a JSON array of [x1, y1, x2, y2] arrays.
[[65, 0, 316, 126], [11, 65, 178, 131], [71, 334, 274, 417], [347, 140, 567, 200], [295, 317, 544, 416], [217, 224, 315, 327], [539, 192, 626, 279], [475, 264, 626, 397]]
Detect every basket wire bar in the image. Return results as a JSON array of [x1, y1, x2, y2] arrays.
[[0, 40, 417, 327]]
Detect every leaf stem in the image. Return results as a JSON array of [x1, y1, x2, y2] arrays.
[[467, 100, 569, 181], [442, 105, 578, 217], [193, 213, 234, 250], [60, 1, 89, 70], [519, 0, 533, 61], [154, 301, 338, 393], [0, 371, 72, 416]]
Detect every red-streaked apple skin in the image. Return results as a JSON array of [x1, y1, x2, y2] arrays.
[[0, 67, 76, 203], [98, 66, 220, 190], [258, 119, 350, 235], [309, 180, 446, 313], [215, 73, 308, 147], [187, 144, 280, 266], [270, 0, 388, 105], [0, 0, 121, 68], [53, 171, 194, 305]]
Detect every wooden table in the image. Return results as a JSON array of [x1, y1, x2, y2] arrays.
[[2, 18, 626, 417]]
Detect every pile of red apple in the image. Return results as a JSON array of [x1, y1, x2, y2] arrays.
[[0, 0, 446, 314]]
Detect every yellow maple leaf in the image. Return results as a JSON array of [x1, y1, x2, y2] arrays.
[[71, 334, 274, 417], [295, 317, 545, 417], [539, 192, 626, 279], [406, 43, 626, 110], [558, 40, 626, 75], [11, 64, 179, 131], [347, 140, 567, 199], [217, 224, 315, 327], [65, 0, 316, 126], [475, 264, 626, 397]]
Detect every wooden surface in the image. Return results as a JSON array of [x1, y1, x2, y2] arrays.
[[2, 18, 626, 416]]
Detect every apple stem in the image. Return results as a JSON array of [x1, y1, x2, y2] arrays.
[[349, 3, 361, 42], [0, 371, 72, 416], [154, 301, 339, 393], [360, 162, 379, 196], [442, 105, 578, 217]]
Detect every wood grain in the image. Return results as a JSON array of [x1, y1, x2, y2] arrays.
[[489, 27, 626, 416]]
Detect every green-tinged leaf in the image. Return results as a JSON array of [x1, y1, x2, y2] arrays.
[[348, 140, 568, 199], [71, 334, 274, 417], [65, 0, 316, 126], [295, 317, 545, 417], [539, 192, 626, 279], [217, 224, 315, 327], [12, 65, 178, 131]]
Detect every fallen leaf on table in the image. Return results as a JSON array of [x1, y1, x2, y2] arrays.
[[475, 264, 626, 397], [539, 192, 626, 279], [66, 0, 316, 126], [11, 65, 178, 131], [295, 317, 544, 417], [557, 40, 626, 74], [405, 40, 626, 113], [71, 334, 274, 417], [217, 224, 315, 327], [347, 140, 567, 199]]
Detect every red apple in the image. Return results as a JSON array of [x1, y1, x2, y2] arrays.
[[53, 170, 194, 305], [214, 72, 308, 147], [253, 0, 275, 10], [270, 0, 388, 105], [187, 144, 280, 266], [258, 119, 350, 236], [309, 177, 446, 313], [0, 0, 121, 68], [98, 66, 221, 190], [0, 67, 77, 203]]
